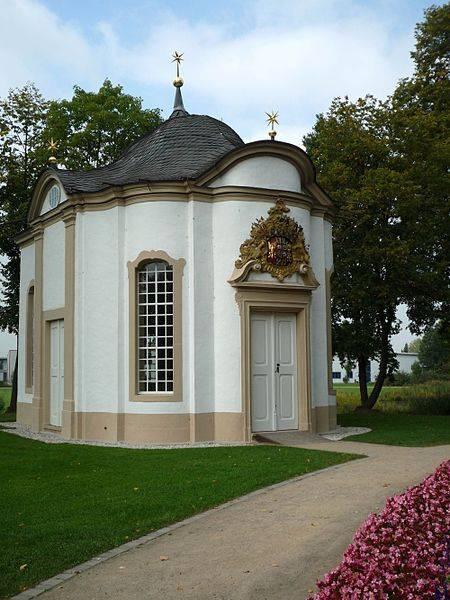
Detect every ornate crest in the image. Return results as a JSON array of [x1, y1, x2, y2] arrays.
[[235, 199, 310, 282]]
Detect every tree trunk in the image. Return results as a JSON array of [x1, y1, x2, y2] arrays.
[[357, 355, 370, 408], [8, 354, 18, 414], [367, 347, 388, 409], [364, 327, 390, 410]]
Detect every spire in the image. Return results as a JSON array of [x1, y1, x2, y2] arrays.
[[170, 51, 189, 118]]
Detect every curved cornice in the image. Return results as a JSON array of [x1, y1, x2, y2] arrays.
[[28, 169, 66, 223], [195, 140, 334, 210]]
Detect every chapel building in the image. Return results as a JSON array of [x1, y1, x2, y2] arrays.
[[16, 73, 337, 444]]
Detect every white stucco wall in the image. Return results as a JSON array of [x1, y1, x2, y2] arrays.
[[71, 155, 332, 420], [210, 156, 301, 193], [74, 202, 195, 415], [309, 216, 330, 408], [211, 200, 313, 414], [17, 243, 35, 404], [42, 221, 65, 310]]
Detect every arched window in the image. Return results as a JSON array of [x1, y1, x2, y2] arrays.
[[137, 261, 174, 393], [26, 284, 35, 391], [128, 251, 185, 402]]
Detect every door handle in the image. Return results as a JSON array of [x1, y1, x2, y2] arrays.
[[275, 363, 280, 373]]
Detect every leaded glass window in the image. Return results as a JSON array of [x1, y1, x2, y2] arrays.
[[137, 261, 174, 393]]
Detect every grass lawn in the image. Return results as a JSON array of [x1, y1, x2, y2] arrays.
[[0, 388, 15, 422], [335, 382, 450, 446], [339, 411, 450, 446], [0, 386, 11, 409], [0, 432, 359, 598]]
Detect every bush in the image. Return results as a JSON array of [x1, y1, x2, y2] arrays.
[[411, 362, 450, 384], [310, 461, 450, 599], [0, 398, 4, 414], [336, 381, 450, 415], [385, 370, 412, 386], [407, 392, 450, 415]]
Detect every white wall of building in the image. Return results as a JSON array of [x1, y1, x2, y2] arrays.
[[74, 201, 194, 415], [45, 155, 333, 423], [210, 156, 302, 193], [43, 221, 65, 311], [309, 216, 330, 408], [397, 353, 419, 373], [17, 243, 35, 405], [332, 352, 419, 383]]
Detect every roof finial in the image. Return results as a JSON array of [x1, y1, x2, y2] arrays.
[[266, 110, 279, 141], [172, 51, 184, 88], [170, 51, 189, 118], [48, 138, 58, 166]]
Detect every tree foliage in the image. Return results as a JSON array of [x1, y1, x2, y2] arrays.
[[391, 3, 450, 331], [408, 338, 422, 353], [304, 3, 450, 408], [0, 83, 48, 336], [44, 79, 162, 170], [418, 322, 450, 372]]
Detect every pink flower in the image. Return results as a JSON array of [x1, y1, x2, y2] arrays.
[[309, 460, 450, 599]]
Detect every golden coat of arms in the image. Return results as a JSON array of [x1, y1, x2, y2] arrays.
[[235, 199, 311, 282]]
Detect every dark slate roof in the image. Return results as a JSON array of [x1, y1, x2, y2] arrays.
[[55, 113, 244, 194]]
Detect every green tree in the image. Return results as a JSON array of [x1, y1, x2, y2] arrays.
[[402, 343, 409, 352], [304, 96, 408, 409], [304, 4, 449, 409], [44, 79, 162, 170], [408, 338, 422, 353], [391, 3, 450, 330], [0, 84, 48, 412], [418, 322, 450, 372]]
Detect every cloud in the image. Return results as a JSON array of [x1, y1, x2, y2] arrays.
[[0, 0, 416, 144]]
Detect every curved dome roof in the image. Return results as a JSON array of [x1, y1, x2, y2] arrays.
[[56, 113, 244, 194]]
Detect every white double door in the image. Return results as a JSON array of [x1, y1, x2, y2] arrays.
[[50, 319, 64, 427], [251, 312, 298, 432]]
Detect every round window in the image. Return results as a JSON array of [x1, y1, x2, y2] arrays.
[[48, 185, 61, 209]]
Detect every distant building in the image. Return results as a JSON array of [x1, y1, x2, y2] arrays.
[[7, 349, 17, 384], [0, 358, 7, 383], [332, 352, 419, 383], [0, 351, 17, 384]]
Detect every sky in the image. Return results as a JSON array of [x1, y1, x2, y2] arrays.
[[0, 0, 432, 355]]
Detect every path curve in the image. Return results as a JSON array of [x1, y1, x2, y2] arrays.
[[28, 440, 450, 600]]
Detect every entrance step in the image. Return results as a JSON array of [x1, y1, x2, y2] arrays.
[[252, 430, 328, 446]]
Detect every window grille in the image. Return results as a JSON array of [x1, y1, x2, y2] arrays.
[[137, 261, 174, 393]]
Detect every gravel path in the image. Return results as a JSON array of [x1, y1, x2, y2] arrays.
[[14, 437, 450, 600], [0, 422, 247, 450]]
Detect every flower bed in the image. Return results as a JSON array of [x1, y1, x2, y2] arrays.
[[310, 460, 450, 599]]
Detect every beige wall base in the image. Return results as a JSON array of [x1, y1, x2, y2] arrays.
[[17, 411, 245, 444], [18, 407, 336, 442], [17, 401, 33, 426], [312, 404, 337, 433]]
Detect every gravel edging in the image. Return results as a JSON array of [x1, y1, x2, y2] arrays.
[[11, 456, 366, 600], [320, 426, 372, 441], [0, 422, 249, 450]]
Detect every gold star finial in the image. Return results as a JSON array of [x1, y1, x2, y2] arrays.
[[265, 110, 279, 140], [172, 51, 184, 85], [48, 138, 58, 165]]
